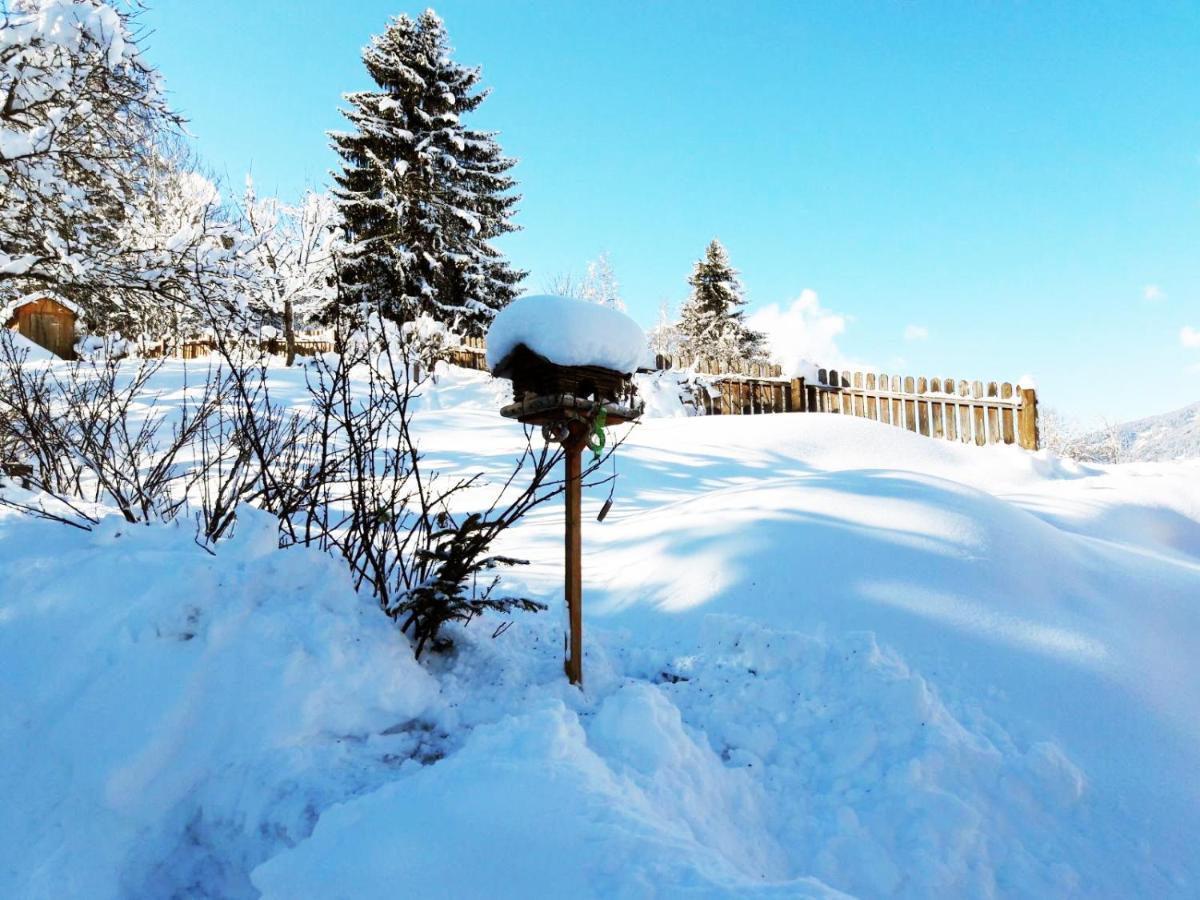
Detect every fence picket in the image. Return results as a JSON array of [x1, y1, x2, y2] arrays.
[[986, 382, 1000, 444], [943, 376, 958, 441], [1001, 383, 1015, 444], [930, 378, 944, 438], [853, 372, 866, 417], [1018, 386, 1039, 450], [958, 381, 972, 443], [916, 377, 930, 435], [902, 377, 917, 432], [972, 381, 986, 446]]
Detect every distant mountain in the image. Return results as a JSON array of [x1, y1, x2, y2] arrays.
[[1084, 401, 1200, 462]]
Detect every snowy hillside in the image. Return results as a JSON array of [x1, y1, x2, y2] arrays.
[[3, 361, 1199, 898], [1083, 400, 1200, 462]]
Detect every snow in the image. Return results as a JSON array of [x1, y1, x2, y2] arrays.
[[2, 358, 1199, 897], [1, 291, 83, 323], [486, 294, 647, 374], [1083, 400, 1200, 462], [2, 328, 57, 361]]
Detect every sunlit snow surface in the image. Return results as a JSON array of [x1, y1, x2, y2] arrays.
[[2, 361, 1198, 898]]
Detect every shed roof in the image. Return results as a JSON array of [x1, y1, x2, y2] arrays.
[[1, 293, 82, 323]]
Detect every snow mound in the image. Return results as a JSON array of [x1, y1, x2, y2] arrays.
[[0, 507, 437, 899], [486, 294, 647, 374], [253, 690, 840, 899], [2, 328, 57, 362]]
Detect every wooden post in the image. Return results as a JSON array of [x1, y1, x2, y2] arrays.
[[1018, 387, 1040, 450], [788, 377, 806, 412], [563, 422, 588, 686]]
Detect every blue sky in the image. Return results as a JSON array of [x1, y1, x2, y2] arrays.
[[141, 1, 1200, 421]]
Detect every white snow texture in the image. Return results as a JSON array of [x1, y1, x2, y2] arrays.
[[1, 360, 1198, 899], [486, 293, 647, 375]]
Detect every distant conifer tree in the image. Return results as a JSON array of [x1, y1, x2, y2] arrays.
[[677, 240, 765, 359], [330, 10, 524, 334]]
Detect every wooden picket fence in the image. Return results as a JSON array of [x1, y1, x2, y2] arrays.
[[143, 332, 335, 360], [803, 369, 1039, 449], [443, 339, 1040, 450], [654, 353, 783, 378], [443, 334, 489, 371], [648, 365, 1038, 449]]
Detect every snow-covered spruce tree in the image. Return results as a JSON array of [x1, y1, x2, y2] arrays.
[[677, 239, 766, 361], [242, 179, 340, 365], [0, 0, 183, 313], [330, 10, 523, 336]]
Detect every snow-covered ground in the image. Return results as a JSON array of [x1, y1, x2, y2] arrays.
[[2, 361, 1199, 898]]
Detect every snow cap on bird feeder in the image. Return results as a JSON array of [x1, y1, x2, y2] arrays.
[[487, 294, 646, 426]]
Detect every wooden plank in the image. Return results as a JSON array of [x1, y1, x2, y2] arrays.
[[853, 372, 866, 417], [1018, 386, 1039, 449], [943, 376, 958, 441], [789, 378, 806, 412], [827, 370, 840, 413], [972, 381, 986, 446], [1001, 383, 1016, 444], [876, 373, 890, 424], [958, 380, 972, 442], [903, 376, 917, 432], [986, 382, 1000, 443], [930, 378, 944, 438], [917, 377, 930, 435], [890, 375, 903, 426], [865, 374, 878, 420]]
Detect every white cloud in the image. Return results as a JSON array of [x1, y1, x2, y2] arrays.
[[1181, 326, 1200, 349], [1142, 284, 1166, 302], [903, 324, 929, 342], [747, 289, 850, 377]]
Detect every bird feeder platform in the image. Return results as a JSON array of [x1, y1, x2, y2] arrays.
[[499, 393, 643, 428]]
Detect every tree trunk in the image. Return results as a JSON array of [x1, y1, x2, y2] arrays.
[[284, 297, 296, 367]]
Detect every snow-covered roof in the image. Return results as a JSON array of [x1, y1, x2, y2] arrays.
[[1, 292, 82, 322], [486, 294, 646, 375]]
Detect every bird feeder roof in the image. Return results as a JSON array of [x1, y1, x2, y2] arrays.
[[486, 294, 647, 377]]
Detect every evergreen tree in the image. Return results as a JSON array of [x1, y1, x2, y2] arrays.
[[330, 10, 524, 336], [677, 239, 765, 359]]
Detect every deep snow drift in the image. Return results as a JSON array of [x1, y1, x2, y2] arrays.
[[2, 361, 1198, 898]]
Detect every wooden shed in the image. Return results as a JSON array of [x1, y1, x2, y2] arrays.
[[3, 295, 79, 360]]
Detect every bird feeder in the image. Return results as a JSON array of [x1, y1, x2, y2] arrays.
[[494, 343, 643, 435], [488, 295, 646, 686]]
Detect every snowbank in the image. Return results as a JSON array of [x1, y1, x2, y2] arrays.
[[0, 507, 437, 899], [1, 328, 56, 362], [486, 294, 646, 374], [2, 359, 1199, 897]]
